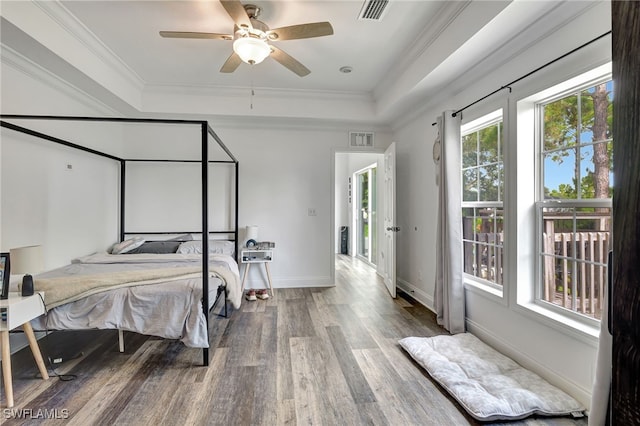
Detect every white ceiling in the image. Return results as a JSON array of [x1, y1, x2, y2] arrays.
[[61, 0, 446, 92], [0, 0, 605, 126]]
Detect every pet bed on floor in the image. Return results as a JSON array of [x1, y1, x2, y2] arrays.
[[399, 333, 585, 421]]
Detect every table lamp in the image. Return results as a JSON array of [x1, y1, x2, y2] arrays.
[[9, 245, 44, 296], [245, 225, 259, 248]]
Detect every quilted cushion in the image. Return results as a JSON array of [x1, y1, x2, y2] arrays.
[[399, 333, 585, 421]]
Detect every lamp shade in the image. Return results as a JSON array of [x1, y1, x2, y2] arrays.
[[245, 225, 259, 242], [9, 245, 44, 275], [233, 37, 270, 65]]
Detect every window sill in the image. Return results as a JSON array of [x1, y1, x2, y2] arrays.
[[464, 279, 506, 306], [514, 301, 601, 347]]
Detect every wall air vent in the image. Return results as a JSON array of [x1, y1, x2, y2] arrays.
[[358, 0, 390, 21], [349, 131, 375, 148]]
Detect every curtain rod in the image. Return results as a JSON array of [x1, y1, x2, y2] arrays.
[[449, 30, 611, 119]]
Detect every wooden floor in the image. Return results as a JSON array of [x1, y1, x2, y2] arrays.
[[3, 255, 587, 425]]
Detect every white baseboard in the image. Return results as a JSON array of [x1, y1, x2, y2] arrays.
[[397, 278, 435, 313], [244, 276, 334, 289], [466, 319, 592, 409]]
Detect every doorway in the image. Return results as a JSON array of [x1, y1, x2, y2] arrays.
[[333, 151, 383, 274], [332, 146, 396, 297], [355, 164, 377, 265]]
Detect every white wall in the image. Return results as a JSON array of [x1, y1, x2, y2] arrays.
[[392, 2, 611, 409], [0, 54, 123, 356], [214, 125, 391, 289], [124, 162, 235, 235], [1, 61, 120, 269]]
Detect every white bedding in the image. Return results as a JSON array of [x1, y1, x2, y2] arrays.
[[26, 252, 241, 348]]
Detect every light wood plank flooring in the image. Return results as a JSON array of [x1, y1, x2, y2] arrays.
[[2, 255, 587, 425]]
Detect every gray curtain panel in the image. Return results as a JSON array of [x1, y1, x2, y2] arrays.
[[589, 288, 611, 425], [434, 111, 465, 334]]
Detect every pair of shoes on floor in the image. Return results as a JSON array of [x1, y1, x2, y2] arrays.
[[245, 289, 270, 301]]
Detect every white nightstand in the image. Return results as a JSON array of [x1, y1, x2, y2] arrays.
[[240, 248, 274, 296], [0, 292, 49, 408]]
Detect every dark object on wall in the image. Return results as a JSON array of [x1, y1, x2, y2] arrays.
[[612, 2, 640, 423], [21, 274, 34, 297], [340, 226, 349, 255], [0, 252, 10, 299]]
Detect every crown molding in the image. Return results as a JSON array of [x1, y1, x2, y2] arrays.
[[205, 114, 392, 133], [143, 82, 373, 103], [1, 46, 120, 116], [375, 0, 471, 99], [33, 0, 145, 94]]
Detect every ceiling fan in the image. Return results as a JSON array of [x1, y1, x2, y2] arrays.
[[159, 0, 334, 77]]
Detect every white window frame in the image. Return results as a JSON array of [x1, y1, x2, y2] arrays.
[[513, 63, 612, 337], [534, 76, 612, 326], [461, 108, 505, 300]]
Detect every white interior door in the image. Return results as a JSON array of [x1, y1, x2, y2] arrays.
[[381, 142, 397, 297]]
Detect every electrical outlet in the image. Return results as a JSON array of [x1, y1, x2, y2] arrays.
[[308, 208, 317, 216]]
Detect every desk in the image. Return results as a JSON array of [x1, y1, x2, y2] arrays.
[[240, 248, 274, 296], [1, 292, 49, 407]]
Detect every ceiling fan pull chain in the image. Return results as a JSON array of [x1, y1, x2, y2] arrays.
[[250, 68, 255, 110]]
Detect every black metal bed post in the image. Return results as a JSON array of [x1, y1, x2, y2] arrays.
[[119, 160, 126, 242], [201, 122, 210, 367], [235, 162, 240, 263]]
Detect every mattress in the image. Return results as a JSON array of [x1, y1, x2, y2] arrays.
[[399, 333, 585, 421], [23, 252, 241, 348]]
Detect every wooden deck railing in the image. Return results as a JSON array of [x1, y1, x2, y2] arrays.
[[463, 232, 503, 285], [542, 230, 609, 320], [463, 227, 609, 320]]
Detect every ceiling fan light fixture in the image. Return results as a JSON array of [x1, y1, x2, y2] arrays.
[[233, 35, 271, 65]]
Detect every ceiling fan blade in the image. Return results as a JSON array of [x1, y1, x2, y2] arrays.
[[267, 22, 333, 41], [220, 52, 242, 73], [270, 46, 310, 77], [159, 31, 232, 40], [220, 0, 252, 29]]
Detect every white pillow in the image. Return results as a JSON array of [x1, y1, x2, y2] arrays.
[[177, 240, 235, 256], [110, 237, 145, 254]]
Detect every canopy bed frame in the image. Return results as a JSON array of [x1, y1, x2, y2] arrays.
[[0, 114, 239, 366]]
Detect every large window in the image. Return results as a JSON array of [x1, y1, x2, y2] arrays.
[[537, 79, 613, 320], [461, 111, 504, 287]]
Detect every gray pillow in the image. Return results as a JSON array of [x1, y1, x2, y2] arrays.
[[125, 241, 181, 254]]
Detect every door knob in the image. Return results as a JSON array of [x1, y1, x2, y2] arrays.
[[386, 226, 400, 232]]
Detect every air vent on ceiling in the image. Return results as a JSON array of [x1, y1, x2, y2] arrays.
[[349, 131, 375, 148], [358, 0, 390, 21]]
